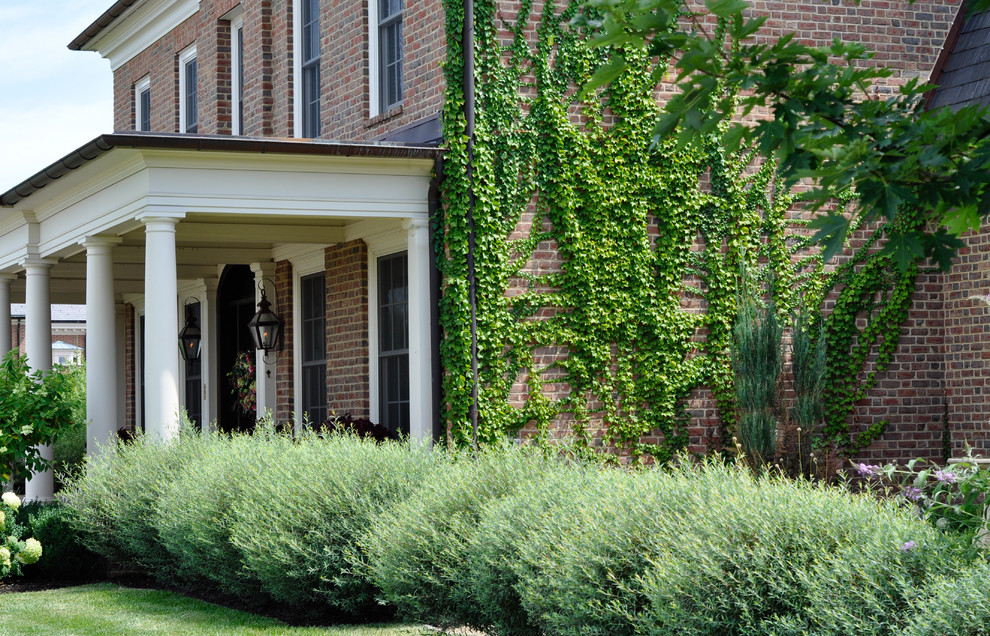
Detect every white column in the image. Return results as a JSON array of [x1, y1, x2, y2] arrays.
[[23, 259, 53, 500], [406, 219, 433, 444], [84, 238, 121, 455], [0, 275, 14, 358], [251, 262, 277, 421], [142, 217, 181, 441], [202, 278, 219, 431]]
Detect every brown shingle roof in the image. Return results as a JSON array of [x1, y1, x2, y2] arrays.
[[68, 1, 143, 51]]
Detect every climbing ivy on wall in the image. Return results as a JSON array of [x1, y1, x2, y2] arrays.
[[437, 0, 920, 460]]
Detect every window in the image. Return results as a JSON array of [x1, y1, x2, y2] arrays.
[[300, 273, 327, 426], [231, 15, 245, 135], [377, 0, 403, 113], [300, 0, 320, 137], [178, 46, 198, 133], [135, 76, 151, 131], [184, 302, 202, 428], [378, 253, 409, 435]]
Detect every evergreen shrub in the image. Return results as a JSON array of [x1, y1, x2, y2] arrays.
[[228, 432, 437, 617], [60, 432, 984, 631], [17, 501, 99, 579], [901, 558, 990, 636], [360, 446, 560, 627], [152, 430, 278, 597], [60, 434, 192, 575]]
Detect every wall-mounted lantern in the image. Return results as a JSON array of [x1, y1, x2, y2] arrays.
[[248, 278, 282, 363], [178, 299, 202, 361]]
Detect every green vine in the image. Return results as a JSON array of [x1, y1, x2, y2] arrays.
[[436, 0, 918, 460]]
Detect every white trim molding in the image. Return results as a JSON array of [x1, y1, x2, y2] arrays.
[[82, 0, 201, 72]]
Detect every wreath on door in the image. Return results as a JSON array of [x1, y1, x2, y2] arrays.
[[227, 350, 256, 415]]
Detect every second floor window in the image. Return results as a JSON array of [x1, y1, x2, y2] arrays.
[[301, 0, 320, 137], [179, 47, 198, 133], [378, 0, 403, 112], [135, 77, 151, 131], [232, 16, 245, 135]]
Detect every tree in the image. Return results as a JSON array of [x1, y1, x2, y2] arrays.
[[576, 0, 990, 269], [0, 351, 78, 484]]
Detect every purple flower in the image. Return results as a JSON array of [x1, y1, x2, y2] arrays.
[[856, 463, 881, 477], [899, 541, 917, 552], [901, 487, 923, 502], [934, 470, 958, 484]]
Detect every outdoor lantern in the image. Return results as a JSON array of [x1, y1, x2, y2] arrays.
[[248, 280, 283, 359], [178, 302, 202, 361]]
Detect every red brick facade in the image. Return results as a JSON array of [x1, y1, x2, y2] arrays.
[[112, 0, 444, 140], [325, 241, 370, 420], [274, 259, 294, 425], [98, 0, 989, 461]]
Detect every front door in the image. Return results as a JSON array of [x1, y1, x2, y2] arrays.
[[218, 265, 258, 433]]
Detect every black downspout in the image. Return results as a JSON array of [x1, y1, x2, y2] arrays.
[[428, 157, 445, 443], [463, 0, 479, 449]]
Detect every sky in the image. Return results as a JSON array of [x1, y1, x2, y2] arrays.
[[0, 1, 115, 190]]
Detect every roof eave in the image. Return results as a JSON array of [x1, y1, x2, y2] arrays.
[[1, 132, 444, 207], [69, 1, 142, 51]]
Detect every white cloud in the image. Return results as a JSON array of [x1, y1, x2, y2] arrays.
[[0, 0, 114, 190]]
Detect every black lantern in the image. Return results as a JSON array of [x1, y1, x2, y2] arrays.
[[248, 280, 282, 361], [178, 301, 202, 360]]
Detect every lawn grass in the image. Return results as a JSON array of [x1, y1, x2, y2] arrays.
[[0, 584, 428, 635]]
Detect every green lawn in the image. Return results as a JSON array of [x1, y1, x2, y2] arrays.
[[0, 584, 428, 635]]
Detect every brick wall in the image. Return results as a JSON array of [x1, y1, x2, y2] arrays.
[[325, 240, 370, 419], [112, 0, 444, 140], [274, 259, 294, 425], [944, 231, 990, 457], [502, 0, 962, 462]]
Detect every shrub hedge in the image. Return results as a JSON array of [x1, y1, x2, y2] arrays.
[[60, 430, 990, 633]]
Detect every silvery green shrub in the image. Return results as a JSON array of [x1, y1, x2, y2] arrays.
[[228, 432, 437, 617]]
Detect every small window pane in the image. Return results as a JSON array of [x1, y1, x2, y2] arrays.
[[301, 273, 326, 426], [185, 58, 198, 133], [139, 88, 151, 131]]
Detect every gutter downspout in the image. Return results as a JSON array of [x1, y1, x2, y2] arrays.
[[463, 0, 480, 449]]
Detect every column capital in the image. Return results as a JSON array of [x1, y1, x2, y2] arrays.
[[82, 236, 123, 251], [20, 258, 55, 271], [403, 218, 430, 232], [138, 215, 182, 231], [0, 274, 16, 285]]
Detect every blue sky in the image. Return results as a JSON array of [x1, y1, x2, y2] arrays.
[[0, 1, 114, 190]]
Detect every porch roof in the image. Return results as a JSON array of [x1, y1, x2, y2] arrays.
[[1, 132, 442, 206]]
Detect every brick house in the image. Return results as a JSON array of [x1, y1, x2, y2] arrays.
[[0, 0, 983, 499]]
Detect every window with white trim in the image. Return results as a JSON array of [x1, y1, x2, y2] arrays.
[[135, 76, 151, 131], [377, 0, 403, 114], [299, 0, 321, 137], [377, 252, 409, 435], [300, 272, 327, 426], [178, 46, 198, 133], [231, 14, 245, 135]]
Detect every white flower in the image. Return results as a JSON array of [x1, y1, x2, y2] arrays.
[[0, 547, 10, 569], [1, 492, 20, 510], [15, 538, 41, 565]]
